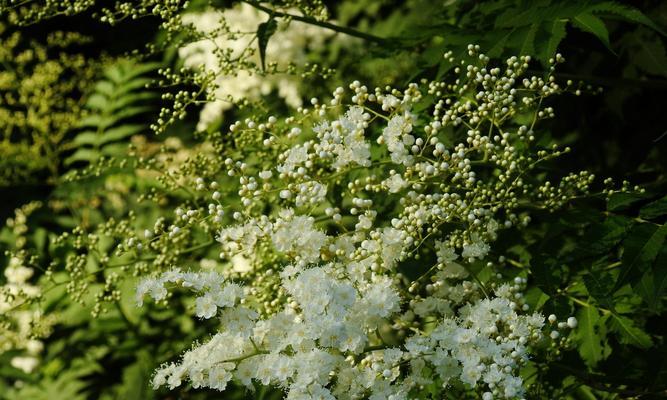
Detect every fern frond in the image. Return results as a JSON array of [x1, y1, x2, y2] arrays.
[[65, 60, 160, 166]]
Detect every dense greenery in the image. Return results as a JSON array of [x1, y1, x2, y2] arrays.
[[0, 0, 666, 399]]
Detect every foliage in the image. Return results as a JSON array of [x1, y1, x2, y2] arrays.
[[64, 60, 160, 167], [0, 23, 98, 185], [0, 0, 666, 399]]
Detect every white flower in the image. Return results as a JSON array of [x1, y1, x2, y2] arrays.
[[384, 174, 407, 193], [208, 365, 233, 391], [382, 115, 414, 166], [10, 356, 39, 373], [272, 213, 327, 264], [461, 234, 490, 260], [195, 293, 218, 319]]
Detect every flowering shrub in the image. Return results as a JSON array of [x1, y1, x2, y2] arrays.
[[1, 1, 666, 399], [128, 48, 603, 399]]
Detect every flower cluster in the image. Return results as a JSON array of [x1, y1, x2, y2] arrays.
[[179, 3, 344, 131], [132, 48, 604, 398]]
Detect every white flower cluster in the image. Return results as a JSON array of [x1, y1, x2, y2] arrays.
[[313, 105, 372, 170], [0, 257, 48, 373], [137, 49, 592, 398], [179, 3, 342, 131], [140, 264, 556, 399], [137, 268, 243, 319]]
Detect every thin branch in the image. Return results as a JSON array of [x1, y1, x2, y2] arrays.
[[242, 1, 388, 45]]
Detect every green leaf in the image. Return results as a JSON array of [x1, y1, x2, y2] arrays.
[[608, 313, 653, 348], [540, 19, 567, 65], [71, 131, 100, 147], [101, 142, 129, 156], [583, 273, 614, 307], [257, 17, 278, 71], [487, 28, 515, 58], [115, 351, 155, 400], [109, 91, 158, 111], [607, 191, 651, 211], [575, 306, 611, 367], [640, 195, 667, 219], [616, 223, 667, 290], [99, 124, 145, 145], [577, 214, 634, 257], [92, 80, 115, 97], [635, 245, 667, 312], [519, 23, 538, 55], [572, 13, 613, 53], [64, 148, 101, 166], [115, 77, 154, 97], [589, 2, 667, 37], [85, 93, 109, 110]]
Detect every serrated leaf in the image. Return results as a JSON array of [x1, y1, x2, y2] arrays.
[[519, 23, 538, 55], [572, 13, 613, 53], [640, 195, 667, 219], [487, 28, 515, 58], [616, 223, 667, 290], [111, 105, 153, 122], [577, 214, 634, 256], [608, 314, 653, 348], [589, 2, 666, 37], [635, 245, 667, 312], [257, 17, 278, 71], [607, 191, 651, 211], [78, 114, 104, 128], [583, 273, 615, 307], [575, 306, 611, 367], [540, 19, 567, 66]]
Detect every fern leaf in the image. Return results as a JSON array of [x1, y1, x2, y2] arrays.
[[70, 131, 99, 146], [99, 124, 145, 145], [64, 148, 102, 166]]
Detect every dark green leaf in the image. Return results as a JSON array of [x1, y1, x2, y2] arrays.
[[575, 306, 611, 367], [607, 191, 651, 211], [635, 245, 667, 312], [577, 214, 634, 257], [640, 195, 667, 219], [616, 223, 667, 290], [589, 2, 667, 37], [540, 19, 567, 65], [572, 13, 613, 53], [257, 18, 278, 71], [583, 273, 614, 307], [608, 313, 653, 348]]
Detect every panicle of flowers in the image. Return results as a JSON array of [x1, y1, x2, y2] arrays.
[[132, 48, 599, 398], [0, 203, 54, 374], [137, 268, 243, 319]]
